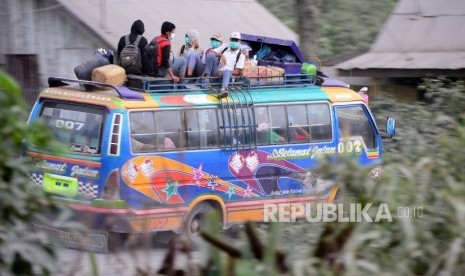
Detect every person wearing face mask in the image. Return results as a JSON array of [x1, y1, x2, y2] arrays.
[[179, 29, 203, 78], [153, 21, 186, 82], [204, 32, 246, 98], [201, 33, 223, 65]]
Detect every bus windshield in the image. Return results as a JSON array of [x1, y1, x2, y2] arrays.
[[336, 105, 376, 149], [39, 101, 105, 155]]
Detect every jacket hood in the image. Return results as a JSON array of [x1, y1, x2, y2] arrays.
[[130, 20, 145, 35]]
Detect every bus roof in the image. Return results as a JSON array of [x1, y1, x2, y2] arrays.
[[39, 77, 363, 109]]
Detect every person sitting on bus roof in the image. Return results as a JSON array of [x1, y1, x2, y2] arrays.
[[179, 29, 204, 78], [201, 33, 224, 66], [203, 31, 246, 98], [116, 20, 148, 74], [152, 21, 186, 83]]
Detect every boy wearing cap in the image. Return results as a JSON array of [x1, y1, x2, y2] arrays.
[[204, 31, 246, 97], [201, 33, 224, 65]]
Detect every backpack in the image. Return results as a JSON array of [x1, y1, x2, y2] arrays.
[[119, 35, 142, 75], [221, 47, 242, 68], [142, 38, 158, 77], [256, 45, 272, 60]]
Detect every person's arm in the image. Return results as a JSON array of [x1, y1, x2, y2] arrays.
[[232, 53, 246, 76], [161, 45, 180, 82]]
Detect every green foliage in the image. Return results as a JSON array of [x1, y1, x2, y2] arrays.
[[158, 77, 465, 275], [0, 71, 60, 275], [302, 77, 465, 274], [257, 0, 398, 59]]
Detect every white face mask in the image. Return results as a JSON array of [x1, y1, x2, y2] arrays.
[[170, 33, 175, 40]]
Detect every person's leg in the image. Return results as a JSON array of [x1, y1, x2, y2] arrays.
[[170, 57, 187, 79], [185, 52, 196, 77], [156, 67, 167, 77], [221, 69, 232, 89], [203, 53, 218, 76], [192, 54, 204, 77]]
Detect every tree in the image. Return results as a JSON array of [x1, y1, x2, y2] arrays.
[[296, 0, 318, 59]]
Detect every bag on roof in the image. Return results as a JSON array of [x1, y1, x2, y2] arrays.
[[119, 35, 143, 75], [74, 53, 110, 81], [141, 38, 158, 77], [255, 45, 272, 60]]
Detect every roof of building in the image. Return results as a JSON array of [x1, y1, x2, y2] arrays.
[[57, 0, 298, 53], [337, 0, 465, 70]]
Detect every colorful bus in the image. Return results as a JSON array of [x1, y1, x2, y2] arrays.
[[26, 74, 394, 250]]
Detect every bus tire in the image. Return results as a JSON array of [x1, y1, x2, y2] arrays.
[[184, 202, 215, 250], [107, 231, 128, 252]]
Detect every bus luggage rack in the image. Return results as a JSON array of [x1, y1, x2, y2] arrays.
[[125, 73, 316, 94], [48, 77, 145, 100]]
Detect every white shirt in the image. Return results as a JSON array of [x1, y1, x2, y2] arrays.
[[214, 45, 246, 71]]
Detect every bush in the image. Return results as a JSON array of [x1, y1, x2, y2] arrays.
[[0, 71, 60, 275]]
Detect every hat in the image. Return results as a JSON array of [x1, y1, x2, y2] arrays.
[[186, 29, 199, 43], [210, 33, 223, 42], [230, 31, 241, 40]]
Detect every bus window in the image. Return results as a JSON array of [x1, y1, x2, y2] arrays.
[[39, 101, 105, 155], [287, 105, 310, 143], [307, 103, 332, 141], [269, 106, 287, 144], [185, 109, 218, 149], [130, 111, 156, 152], [256, 106, 285, 145], [236, 107, 253, 146], [155, 110, 182, 150], [336, 105, 376, 149]]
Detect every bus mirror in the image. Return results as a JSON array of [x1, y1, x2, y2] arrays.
[[386, 117, 396, 137]]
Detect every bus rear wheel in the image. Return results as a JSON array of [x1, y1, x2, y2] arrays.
[[185, 202, 218, 250]]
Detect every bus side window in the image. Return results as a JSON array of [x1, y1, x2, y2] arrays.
[[256, 106, 286, 144], [129, 111, 157, 152], [200, 109, 219, 148], [185, 109, 199, 149], [307, 103, 332, 141], [155, 110, 182, 150], [185, 109, 218, 149], [269, 106, 287, 144], [286, 104, 310, 143]]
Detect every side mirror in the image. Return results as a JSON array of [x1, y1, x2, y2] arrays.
[[386, 117, 396, 137]]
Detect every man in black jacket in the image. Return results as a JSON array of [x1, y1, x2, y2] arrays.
[[116, 20, 148, 65]]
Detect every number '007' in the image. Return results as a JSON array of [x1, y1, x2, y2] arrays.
[[55, 120, 84, 130]]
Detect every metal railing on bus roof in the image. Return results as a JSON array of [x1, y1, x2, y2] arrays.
[[48, 77, 145, 100], [125, 73, 317, 94]]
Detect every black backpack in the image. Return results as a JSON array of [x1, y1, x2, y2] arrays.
[[142, 38, 158, 77], [119, 35, 143, 75]]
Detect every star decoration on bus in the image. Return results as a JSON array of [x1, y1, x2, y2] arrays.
[[162, 180, 178, 201], [192, 164, 206, 186], [243, 185, 253, 198], [227, 184, 236, 199], [207, 175, 218, 191]]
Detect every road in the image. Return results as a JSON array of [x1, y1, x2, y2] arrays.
[[53, 223, 322, 275], [55, 236, 206, 275]]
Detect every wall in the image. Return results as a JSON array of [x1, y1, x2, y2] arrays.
[[1, 0, 111, 88]]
